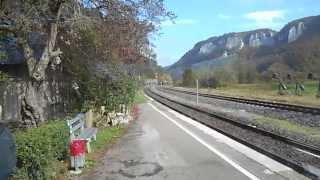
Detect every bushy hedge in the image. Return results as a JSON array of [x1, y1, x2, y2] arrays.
[[13, 121, 69, 179], [80, 77, 137, 112]]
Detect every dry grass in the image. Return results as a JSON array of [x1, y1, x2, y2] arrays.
[[253, 116, 320, 142], [192, 81, 320, 107]]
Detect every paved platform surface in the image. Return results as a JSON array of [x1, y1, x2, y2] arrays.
[[78, 97, 308, 180]]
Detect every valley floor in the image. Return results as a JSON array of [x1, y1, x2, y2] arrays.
[[179, 81, 320, 107]]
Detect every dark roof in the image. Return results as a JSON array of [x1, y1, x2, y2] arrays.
[[0, 37, 24, 65], [0, 33, 45, 65]]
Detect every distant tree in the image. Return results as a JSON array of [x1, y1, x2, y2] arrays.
[[182, 68, 196, 87], [232, 59, 258, 84], [158, 73, 173, 85], [208, 77, 219, 88], [307, 73, 314, 80]]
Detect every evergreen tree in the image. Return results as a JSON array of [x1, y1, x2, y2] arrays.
[[182, 69, 196, 87]]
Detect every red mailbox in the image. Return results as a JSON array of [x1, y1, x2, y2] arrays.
[[70, 140, 86, 156], [70, 139, 86, 173]]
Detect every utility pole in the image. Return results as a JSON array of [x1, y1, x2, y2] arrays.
[[317, 79, 320, 98], [196, 79, 199, 105]]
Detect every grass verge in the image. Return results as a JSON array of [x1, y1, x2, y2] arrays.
[[252, 116, 320, 142], [84, 125, 125, 170], [134, 89, 147, 104], [189, 81, 320, 107]]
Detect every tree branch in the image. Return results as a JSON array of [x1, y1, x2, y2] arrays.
[[50, 48, 63, 57]]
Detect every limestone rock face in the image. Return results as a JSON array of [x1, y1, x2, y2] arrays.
[[274, 15, 320, 44], [226, 36, 243, 50], [288, 22, 305, 43], [170, 29, 276, 70], [197, 30, 274, 57], [248, 31, 275, 47], [222, 51, 228, 57], [199, 42, 216, 55]]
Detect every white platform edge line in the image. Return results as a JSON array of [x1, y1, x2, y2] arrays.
[[145, 92, 294, 174], [167, 109, 293, 173], [148, 102, 260, 180]]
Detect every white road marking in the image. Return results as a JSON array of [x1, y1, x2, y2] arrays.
[[145, 94, 154, 101], [167, 109, 292, 173], [148, 102, 261, 180]]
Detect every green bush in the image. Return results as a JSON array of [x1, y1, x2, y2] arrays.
[[13, 121, 69, 180], [80, 76, 137, 112], [0, 71, 9, 82]]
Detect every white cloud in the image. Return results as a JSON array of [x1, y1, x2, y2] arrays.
[[243, 10, 286, 29], [239, 0, 285, 4], [218, 14, 231, 20], [162, 19, 198, 27], [244, 10, 285, 22]]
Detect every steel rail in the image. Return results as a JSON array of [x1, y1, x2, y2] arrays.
[[146, 88, 320, 179], [161, 87, 320, 115]]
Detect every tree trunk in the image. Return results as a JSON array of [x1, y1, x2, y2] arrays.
[[21, 82, 43, 127], [32, 19, 61, 81], [20, 2, 63, 126]]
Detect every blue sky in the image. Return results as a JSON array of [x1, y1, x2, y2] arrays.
[[153, 0, 320, 67]]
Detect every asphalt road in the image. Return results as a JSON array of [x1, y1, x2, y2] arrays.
[[78, 96, 308, 180]]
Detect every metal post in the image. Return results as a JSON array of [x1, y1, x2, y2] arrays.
[[196, 79, 199, 105], [317, 79, 320, 98]]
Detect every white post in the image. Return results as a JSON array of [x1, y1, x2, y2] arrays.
[[196, 79, 199, 105]]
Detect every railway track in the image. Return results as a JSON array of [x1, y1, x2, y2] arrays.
[[145, 88, 320, 179], [161, 87, 320, 115]]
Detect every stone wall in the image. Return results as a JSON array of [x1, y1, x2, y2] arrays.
[[0, 77, 76, 129]]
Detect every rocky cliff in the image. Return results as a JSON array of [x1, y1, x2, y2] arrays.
[[167, 15, 320, 79], [172, 29, 275, 68], [275, 16, 320, 44]]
